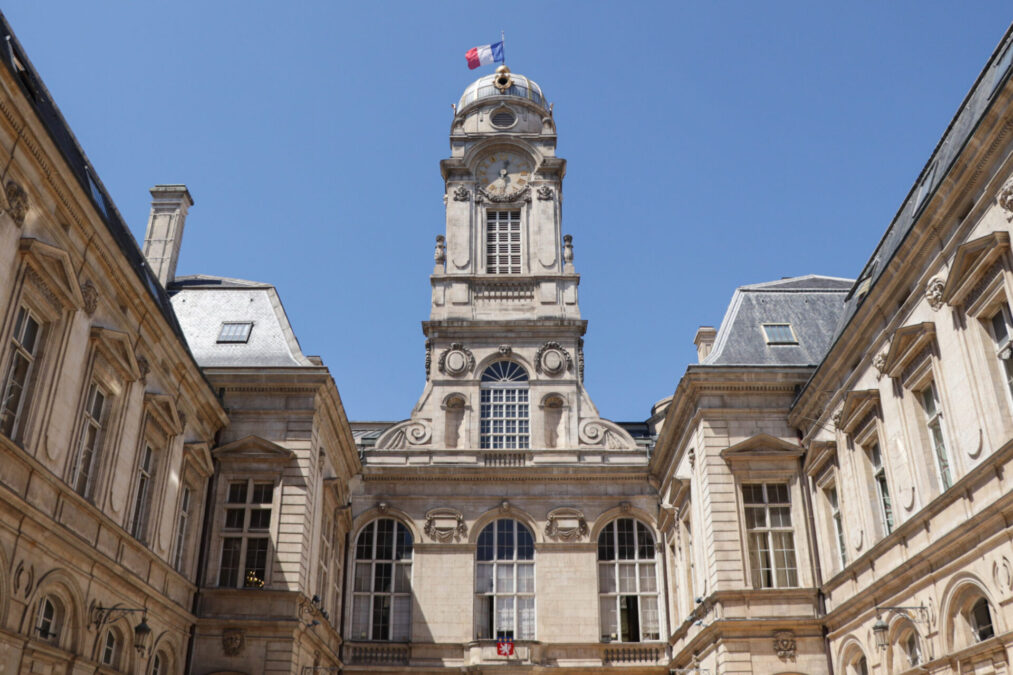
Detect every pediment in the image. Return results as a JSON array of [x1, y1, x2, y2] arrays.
[[19, 237, 84, 310], [720, 433, 803, 462], [803, 440, 837, 478], [184, 441, 215, 477], [213, 435, 295, 464], [90, 327, 140, 381], [838, 389, 880, 434], [884, 322, 935, 379], [942, 231, 1010, 307], [144, 392, 182, 436]]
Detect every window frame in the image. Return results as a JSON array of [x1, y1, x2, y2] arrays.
[[217, 321, 254, 344], [70, 379, 108, 498], [217, 478, 277, 589], [917, 380, 953, 491], [597, 518, 661, 643], [479, 361, 530, 450], [761, 322, 798, 345], [475, 518, 536, 642], [350, 518, 413, 642], [741, 482, 799, 589], [0, 305, 45, 442], [485, 209, 522, 275]]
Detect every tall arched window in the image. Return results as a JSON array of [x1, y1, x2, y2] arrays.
[[598, 519, 660, 642], [480, 362, 529, 449], [475, 519, 535, 640], [351, 519, 413, 641], [34, 595, 61, 643]]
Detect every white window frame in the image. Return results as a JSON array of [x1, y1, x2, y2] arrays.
[[824, 484, 847, 569], [761, 322, 798, 345], [101, 628, 120, 666], [350, 518, 413, 641], [485, 210, 521, 274], [35, 595, 59, 643], [742, 483, 798, 589], [479, 362, 530, 449], [218, 479, 275, 588], [130, 444, 157, 540], [475, 518, 536, 641], [71, 380, 107, 498], [173, 484, 193, 572], [987, 301, 1013, 408], [597, 518, 661, 643], [867, 441, 894, 535], [0, 305, 44, 440], [918, 381, 952, 490]]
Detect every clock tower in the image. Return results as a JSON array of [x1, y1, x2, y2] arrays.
[[375, 66, 635, 453]]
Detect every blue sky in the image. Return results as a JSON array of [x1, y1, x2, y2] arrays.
[[4, 3, 1011, 421]]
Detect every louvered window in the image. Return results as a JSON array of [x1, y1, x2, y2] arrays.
[[486, 210, 521, 274], [491, 110, 516, 127]]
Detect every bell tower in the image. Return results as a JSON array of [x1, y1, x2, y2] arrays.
[[374, 66, 635, 453]]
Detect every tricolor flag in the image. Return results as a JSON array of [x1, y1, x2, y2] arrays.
[[465, 41, 504, 70]]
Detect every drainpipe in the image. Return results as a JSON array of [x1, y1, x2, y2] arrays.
[[799, 454, 834, 675]]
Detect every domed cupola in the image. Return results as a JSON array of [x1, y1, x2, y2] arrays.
[[458, 66, 548, 115]]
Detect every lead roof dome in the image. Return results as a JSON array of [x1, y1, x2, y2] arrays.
[[458, 68, 547, 113]]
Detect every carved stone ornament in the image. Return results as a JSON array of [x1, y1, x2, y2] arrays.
[[425, 338, 434, 380], [4, 180, 28, 227], [536, 185, 554, 201], [687, 447, 696, 469], [831, 410, 843, 428], [563, 234, 574, 265], [872, 352, 887, 376], [452, 185, 471, 202], [434, 235, 446, 264], [135, 354, 150, 382], [222, 628, 245, 657], [998, 176, 1013, 221], [80, 280, 98, 315], [477, 185, 531, 204], [424, 507, 467, 542], [773, 630, 796, 661], [544, 507, 588, 541], [498, 345, 512, 357], [925, 276, 945, 311], [438, 343, 475, 376], [579, 419, 635, 449], [577, 338, 585, 382], [535, 341, 573, 376], [375, 419, 433, 448]]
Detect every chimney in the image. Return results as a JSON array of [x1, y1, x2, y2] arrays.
[[694, 326, 717, 363], [142, 184, 193, 287]]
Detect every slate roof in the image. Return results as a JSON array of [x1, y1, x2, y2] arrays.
[[169, 275, 313, 368], [703, 275, 853, 367]]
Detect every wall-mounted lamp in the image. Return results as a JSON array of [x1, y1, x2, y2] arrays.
[[91, 606, 151, 656], [872, 604, 929, 651]]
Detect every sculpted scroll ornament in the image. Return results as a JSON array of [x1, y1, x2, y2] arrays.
[[999, 176, 1013, 221], [544, 507, 588, 541], [535, 341, 573, 376], [375, 419, 433, 449], [773, 631, 796, 660], [438, 343, 475, 376], [579, 419, 636, 449], [424, 508, 467, 542], [925, 277, 945, 311], [4, 180, 28, 227]]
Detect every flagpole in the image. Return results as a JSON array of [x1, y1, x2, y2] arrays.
[[501, 30, 506, 66]]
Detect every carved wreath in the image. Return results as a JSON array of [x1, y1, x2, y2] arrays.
[[535, 341, 573, 376], [423, 508, 467, 542], [477, 185, 531, 204], [438, 343, 475, 376]]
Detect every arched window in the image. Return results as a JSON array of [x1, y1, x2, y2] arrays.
[[101, 627, 122, 666], [480, 362, 529, 449], [475, 519, 535, 640], [34, 595, 61, 643], [970, 597, 995, 641], [597, 519, 660, 642], [351, 519, 413, 641], [841, 647, 869, 675], [150, 650, 168, 675]]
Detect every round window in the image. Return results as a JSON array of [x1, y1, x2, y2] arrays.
[[491, 109, 516, 128]]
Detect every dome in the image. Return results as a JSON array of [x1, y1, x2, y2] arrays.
[[458, 67, 547, 113]]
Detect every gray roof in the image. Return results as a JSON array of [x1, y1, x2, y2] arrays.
[[169, 275, 313, 368], [704, 275, 853, 367]]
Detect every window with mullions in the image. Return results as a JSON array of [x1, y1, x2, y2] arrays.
[[743, 483, 798, 588], [173, 485, 193, 572], [868, 442, 894, 534], [988, 302, 1013, 403], [476, 519, 535, 640], [351, 519, 413, 641], [762, 323, 797, 345], [598, 519, 660, 642], [219, 480, 273, 588], [0, 306, 43, 439], [71, 382, 107, 498], [217, 321, 253, 344], [486, 210, 521, 274], [918, 382, 952, 490], [480, 362, 529, 449], [824, 485, 846, 568], [130, 445, 157, 540]]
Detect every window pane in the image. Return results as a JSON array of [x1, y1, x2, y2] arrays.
[[372, 596, 391, 640], [219, 538, 241, 586], [640, 596, 660, 640], [353, 563, 371, 592], [224, 509, 245, 530], [639, 563, 657, 592], [394, 563, 411, 593], [245, 537, 268, 584], [495, 596, 514, 639], [476, 563, 493, 594], [251, 483, 273, 504], [618, 564, 637, 593], [600, 596, 618, 640], [392, 596, 411, 641], [356, 523, 374, 560], [249, 509, 271, 530], [637, 523, 655, 559], [517, 563, 534, 593], [598, 524, 615, 561], [351, 597, 370, 639], [617, 519, 635, 559], [227, 482, 247, 504], [373, 562, 392, 592], [497, 520, 514, 560], [478, 525, 494, 561], [497, 563, 515, 593], [517, 596, 535, 639], [375, 520, 394, 560], [599, 563, 616, 593], [516, 524, 534, 560]]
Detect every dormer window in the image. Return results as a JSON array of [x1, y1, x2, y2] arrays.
[[762, 323, 797, 345], [217, 321, 253, 343]]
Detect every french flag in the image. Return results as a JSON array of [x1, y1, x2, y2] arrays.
[[465, 41, 504, 70]]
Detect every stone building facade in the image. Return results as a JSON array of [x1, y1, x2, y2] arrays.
[[2, 7, 1013, 675]]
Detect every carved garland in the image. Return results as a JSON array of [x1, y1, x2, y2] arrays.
[[452, 185, 471, 202], [544, 507, 588, 541], [423, 508, 467, 542]]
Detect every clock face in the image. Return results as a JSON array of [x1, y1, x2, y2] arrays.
[[476, 151, 533, 197]]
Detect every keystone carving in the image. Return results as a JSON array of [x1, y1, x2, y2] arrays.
[[4, 180, 28, 227], [452, 185, 471, 202], [222, 628, 245, 656], [498, 345, 512, 357], [536, 185, 554, 201], [999, 176, 1013, 221], [773, 630, 796, 660], [424, 508, 467, 542], [535, 341, 573, 376], [544, 507, 588, 541], [80, 280, 98, 315], [925, 276, 945, 311], [438, 343, 475, 376]]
